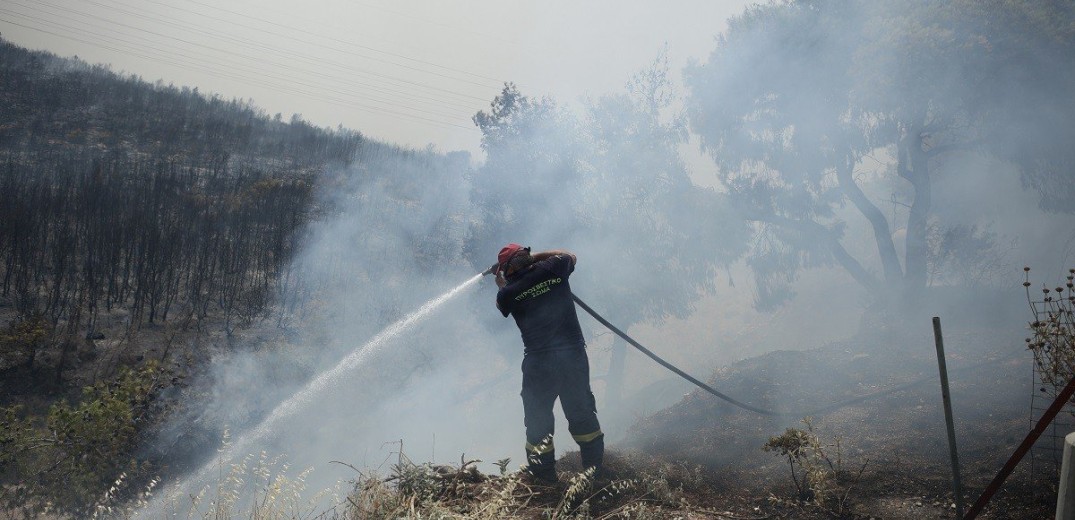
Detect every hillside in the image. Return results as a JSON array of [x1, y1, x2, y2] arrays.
[[0, 37, 474, 517], [627, 323, 1048, 518], [0, 35, 474, 385]]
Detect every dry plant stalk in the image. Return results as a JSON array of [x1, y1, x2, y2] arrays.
[[1025, 267, 1075, 405]]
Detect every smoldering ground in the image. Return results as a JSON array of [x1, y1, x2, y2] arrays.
[[143, 0, 1075, 513]]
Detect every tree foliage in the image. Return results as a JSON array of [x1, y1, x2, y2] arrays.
[[0, 312, 49, 372], [686, 0, 1075, 307], [0, 362, 164, 517], [468, 66, 748, 407], [0, 37, 368, 345], [469, 72, 745, 329]]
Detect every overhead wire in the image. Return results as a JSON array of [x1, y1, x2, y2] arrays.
[[0, 14, 478, 131], [1, 3, 476, 120], [16, 0, 492, 105], [178, 0, 505, 85], [0, 8, 446, 118], [88, 0, 499, 97], [1, 0, 507, 134], [285, 0, 525, 53]]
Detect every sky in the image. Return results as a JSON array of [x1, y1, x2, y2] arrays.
[[0, 0, 755, 157]]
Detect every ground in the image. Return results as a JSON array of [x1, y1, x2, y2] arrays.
[[366, 319, 1059, 519], [619, 321, 1055, 519], [3, 295, 1062, 518]]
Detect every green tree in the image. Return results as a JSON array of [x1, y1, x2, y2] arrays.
[[685, 0, 1075, 307], [468, 82, 583, 261], [0, 362, 164, 517], [581, 56, 747, 405], [0, 312, 49, 372]]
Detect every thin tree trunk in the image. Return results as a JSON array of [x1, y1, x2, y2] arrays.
[[836, 158, 903, 284], [899, 131, 931, 294]]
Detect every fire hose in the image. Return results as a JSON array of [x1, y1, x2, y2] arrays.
[[568, 289, 1049, 518], [481, 264, 1010, 417], [570, 293, 1013, 418]]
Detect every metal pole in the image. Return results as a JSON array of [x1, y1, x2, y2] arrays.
[[933, 317, 965, 518], [965, 375, 1075, 519], [1058, 432, 1075, 520]]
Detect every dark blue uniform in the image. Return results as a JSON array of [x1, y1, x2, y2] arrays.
[[497, 254, 603, 478]]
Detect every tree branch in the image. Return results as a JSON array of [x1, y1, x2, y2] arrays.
[[836, 159, 903, 284], [925, 138, 984, 158], [748, 211, 882, 295]]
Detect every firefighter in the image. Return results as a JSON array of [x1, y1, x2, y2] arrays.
[[494, 243, 604, 482]]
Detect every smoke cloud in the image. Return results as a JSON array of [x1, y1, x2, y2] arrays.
[[149, 0, 1075, 512]]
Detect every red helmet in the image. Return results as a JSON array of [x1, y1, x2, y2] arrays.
[[496, 243, 530, 274]]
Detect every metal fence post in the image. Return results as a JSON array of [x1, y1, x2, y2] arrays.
[[933, 317, 964, 518]]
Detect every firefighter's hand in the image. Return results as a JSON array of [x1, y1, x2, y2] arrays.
[[495, 272, 507, 288]]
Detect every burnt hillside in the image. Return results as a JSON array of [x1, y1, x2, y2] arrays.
[[0, 36, 480, 516], [0, 36, 467, 387], [0, 32, 478, 422]]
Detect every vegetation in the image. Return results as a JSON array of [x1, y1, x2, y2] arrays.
[[0, 311, 49, 373], [468, 64, 749, 408], [684, 0, 1075, 307], [1, 362, 164, 517], [1025, 267, 1075, 402], [0, 37, 361, 342], [0, 35, 470, 514], [763, 418, 866, 518], [342, 451, 707, 520]]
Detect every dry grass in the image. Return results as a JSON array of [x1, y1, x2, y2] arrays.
[[339, 450, 740, 520]]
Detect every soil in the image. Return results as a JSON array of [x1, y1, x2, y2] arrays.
[[4, 294, 1062, 518], [618, 322, 1058, 519]]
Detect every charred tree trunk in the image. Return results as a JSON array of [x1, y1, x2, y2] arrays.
[[898, 127, 932, 298]]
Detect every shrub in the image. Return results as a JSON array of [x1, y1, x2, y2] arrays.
[[0, 361, 164, 517], [0, 312, 49, 372], [763, 418, 866, 517]]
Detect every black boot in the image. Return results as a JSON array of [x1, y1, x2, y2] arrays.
[[578, 433, 604, 471], [525, 449, 558, 483]]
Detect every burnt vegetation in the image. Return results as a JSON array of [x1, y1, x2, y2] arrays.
[[0, 38, 359, 347], [0, 37, 470, 515]]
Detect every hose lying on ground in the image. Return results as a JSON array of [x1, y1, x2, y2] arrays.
[[571, 294, 1014, 418]]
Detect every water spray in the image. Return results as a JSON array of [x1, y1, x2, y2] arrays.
[[138, 272, 487, 517]]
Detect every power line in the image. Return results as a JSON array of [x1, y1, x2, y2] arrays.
[[275, 0, 523, 53], [179, 0, 505, 85], [2, 3, 476, 118], [94, 0, 500, 92], [18, 0, 494, 105], [0, 16, 480, 132]]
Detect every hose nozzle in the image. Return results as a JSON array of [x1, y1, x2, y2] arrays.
[[481, 263, 498, 276]]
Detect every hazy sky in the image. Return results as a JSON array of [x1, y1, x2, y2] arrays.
[[0, 0, 754, 156]]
